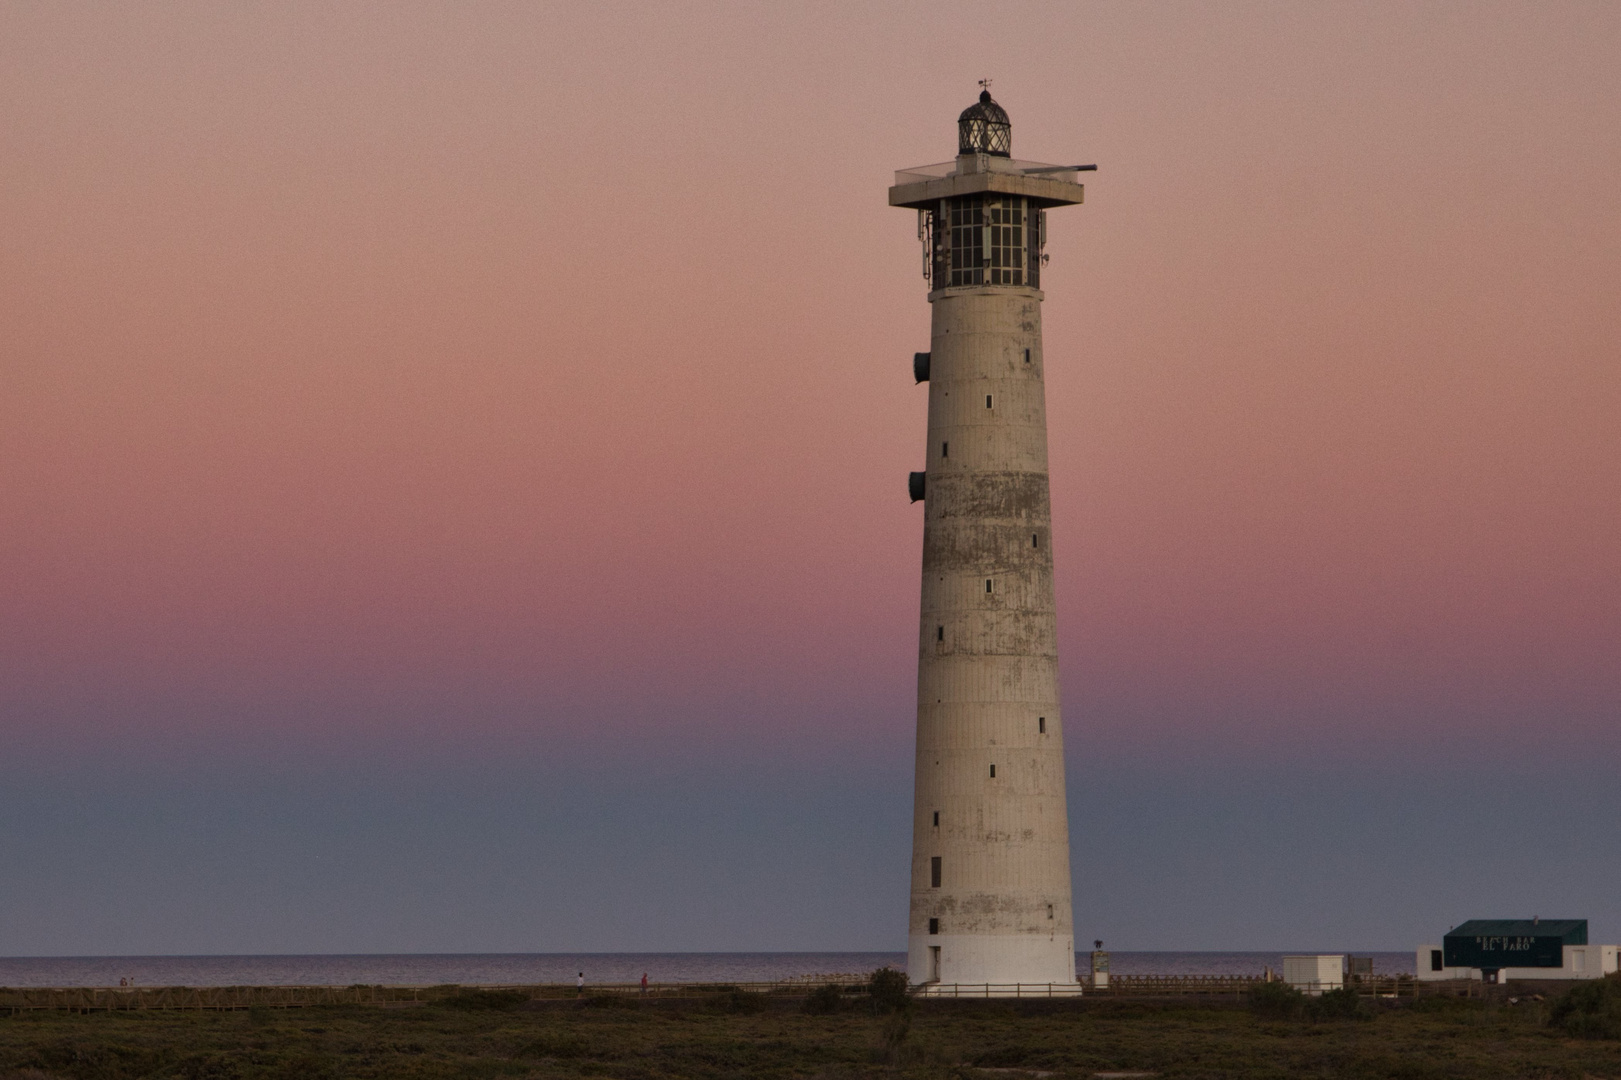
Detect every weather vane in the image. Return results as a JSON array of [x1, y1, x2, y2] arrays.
[[978, 78, 993, 93]]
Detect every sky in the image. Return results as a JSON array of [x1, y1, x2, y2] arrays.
[[2, 1, 1619, 956]]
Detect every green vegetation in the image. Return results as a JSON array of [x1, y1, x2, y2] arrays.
[[866, 969, 911, 1015], [4, 978, 1621, 1079], [800, 983, 843, 1016], [1552, 973, 1621, 1040], [1247, 981, 1369, 1022]]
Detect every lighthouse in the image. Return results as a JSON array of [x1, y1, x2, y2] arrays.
[[890, 89, 1090, 991]]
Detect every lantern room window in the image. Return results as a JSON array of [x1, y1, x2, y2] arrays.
[[944, 198, 983, 286], [987, 201, 1023, 286], [936, 195, 1030, 288]]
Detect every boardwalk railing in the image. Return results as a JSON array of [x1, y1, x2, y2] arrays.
[[1102, 975, 1262, 996], [0, 985, 432, 1012], [0, 976, 874, 1013], [916, 983, 1085, 998], [1, 972, 1435, 1012], [1095, 974, 1421, 998]]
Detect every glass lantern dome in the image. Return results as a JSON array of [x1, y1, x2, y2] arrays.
[[957, 90, 1011, 157]]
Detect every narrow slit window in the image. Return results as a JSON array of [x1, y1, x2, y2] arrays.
[[932, 811, 939, 827], [936, 626, 944, 642], [1024, 348, 1031, 363], [928, 918, 939, 935], [986, 394, 993, 408], [930, 856, 942, 888], [942, 441, 948, 458], [1047, 904, 1054, 919], [1033, 533, 1039, 548], [1038, 717, 1046, 734], [985, 579, 993, 593], [989, 763, 996, 778]]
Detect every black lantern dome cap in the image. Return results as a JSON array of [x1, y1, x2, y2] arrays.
[[958, 89, 1012, 157]]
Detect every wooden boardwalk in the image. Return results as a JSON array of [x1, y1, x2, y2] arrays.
[[1, 972, 1438, 1012], [1101, 974, 1422, 998], [0, 975, 873, 1013]]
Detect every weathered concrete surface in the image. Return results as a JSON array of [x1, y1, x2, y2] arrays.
[[907, 285, 1077, 988]]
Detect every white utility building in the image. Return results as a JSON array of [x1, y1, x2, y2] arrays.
[[891, 89, 1092, 991], [1282, 955, 1346, 994]]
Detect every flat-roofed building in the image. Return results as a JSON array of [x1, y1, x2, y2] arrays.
[[1417, 919, 1619, 983]]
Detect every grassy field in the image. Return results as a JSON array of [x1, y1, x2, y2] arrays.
[[3, 986, 1621, 1079]]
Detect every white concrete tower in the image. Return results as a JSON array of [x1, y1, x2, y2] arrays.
[[891, 90, 1090, 990]]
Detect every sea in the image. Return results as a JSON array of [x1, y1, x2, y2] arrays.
[[0, 952, 1416, 988]]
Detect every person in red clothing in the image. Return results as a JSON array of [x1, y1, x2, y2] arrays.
[[640, 972, 648, 994]]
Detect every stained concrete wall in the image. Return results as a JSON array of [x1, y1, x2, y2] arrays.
[[907, 286, 1077, 987]]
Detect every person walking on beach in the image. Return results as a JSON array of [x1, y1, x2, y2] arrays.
[[576, 971, 584, 996], [640, 972, 648, 995]]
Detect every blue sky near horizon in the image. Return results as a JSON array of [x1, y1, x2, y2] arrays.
[[4, 755, 1617, 956]]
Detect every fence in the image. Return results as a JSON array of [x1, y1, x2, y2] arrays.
[[916, 983, 1084, 998], [1102, 975, 1261, 997], [3, 971, 1450, 1012], [0, 976, 875, 1013], [0, 985, 429, 1012], [1096, 974, 1425, 998]]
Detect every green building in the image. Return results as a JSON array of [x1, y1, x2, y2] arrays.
[[1418, 919, 1616, 983]]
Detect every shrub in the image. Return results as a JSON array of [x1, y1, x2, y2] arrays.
[[438, 989, 528, 1011], [1310, 987, 1369, 1020], [1550, 974, 1621, 1039], [802, 982, 843, 1015], [868, 967, 911, 1014], [519, 1034, 592, 1059], [172, 1054, 244, 1080], [723, 989, 768, 1015], [581, 994, 637, 1010], [878, 1009, 912, 1061], [1250, 979, 1305, 1019]]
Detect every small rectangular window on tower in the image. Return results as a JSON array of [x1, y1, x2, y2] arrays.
[[942, 441, 948, 458], [1024, 348, 1031, 363], [932, 811, 939, 827], [986, 394, 993, 408], [930, 856, 941, 888], [985, 579, 993, 593], [936, 626, 944, 642], [1038, 717, 1046, 734], [989, 763, 996, 778], [928, 918, 939, 935], [1033, 533, 1039, 548], [1047, 903, 1054, 919]]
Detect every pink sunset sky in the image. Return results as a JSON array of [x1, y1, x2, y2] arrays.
[[5, 3, 1619, 771], [1, 2, 1619, 953]]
